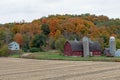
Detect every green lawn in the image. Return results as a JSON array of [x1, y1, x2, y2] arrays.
[[9, 53, 21, 58], [9, 50, 120, 62]]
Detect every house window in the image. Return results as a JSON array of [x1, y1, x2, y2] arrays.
[[9, 47, 12, 48]]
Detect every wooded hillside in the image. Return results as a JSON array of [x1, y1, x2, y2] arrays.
[[0, 13, 120, 52]]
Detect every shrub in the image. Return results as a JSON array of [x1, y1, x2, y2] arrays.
[[55, 37, 66, 53], [30, 47, 40, 52], [8, 49, 23, 58], [22, 48, 29, 52], [0, 45, 9, 57], [50, 41, 56, 49]]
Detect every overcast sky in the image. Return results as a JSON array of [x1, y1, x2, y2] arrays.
[[0, 0, 120, 24]]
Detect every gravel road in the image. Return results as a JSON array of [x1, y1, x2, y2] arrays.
[[0, 58, 120, 80]]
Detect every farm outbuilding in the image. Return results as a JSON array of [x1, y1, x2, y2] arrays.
[[64, 41, 83, 56], [64, 40, 101, 57], [115, 49, 120, 56]]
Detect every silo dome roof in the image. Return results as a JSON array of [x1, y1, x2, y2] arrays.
[[110, 36, 115, 40]]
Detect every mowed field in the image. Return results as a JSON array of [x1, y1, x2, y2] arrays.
[[0, 58, 120, 80]]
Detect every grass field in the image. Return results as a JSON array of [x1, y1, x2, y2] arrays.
[[9, 50, 120, 62]]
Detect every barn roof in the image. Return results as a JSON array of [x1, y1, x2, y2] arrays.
[[66, 41, 101, 52], [89, 42, 101, 51], [68, 41, 83, 51]]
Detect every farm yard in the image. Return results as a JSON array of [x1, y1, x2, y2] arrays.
[[0, 58, 120, 80]]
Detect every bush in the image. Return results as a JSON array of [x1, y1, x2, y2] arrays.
[[8, 49, 23, 58], [22, 48, 29, 52], [55, 37, 66, 53], [116, 39, 120, 49], [50, 41, 56, 49], [30, 47, 40, 52], [0, 45, 9, 57]]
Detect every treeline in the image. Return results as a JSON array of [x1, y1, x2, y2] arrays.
[[0, 13, 120, 53]]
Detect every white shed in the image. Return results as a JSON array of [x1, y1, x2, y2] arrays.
[[115, 49, 120, 57], [8, 41, 20, 50]]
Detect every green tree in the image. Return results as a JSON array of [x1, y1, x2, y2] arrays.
[[0, 29, 6, 41], [0, 29, 6, 48], [32, 34, 47, 48], [0, 45, 8, 57], [22, 34, 30, 52], [55, 37, 66, 53], [5, 29, 13, 44], [41, 24, 50, 35]]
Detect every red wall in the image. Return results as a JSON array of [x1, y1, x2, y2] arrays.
[[64, 42, 72, 56], [92, 51, 101, 56], [64, 42, 83, 56], [72, 51, 83, 56], [64, 42, 101, 56]]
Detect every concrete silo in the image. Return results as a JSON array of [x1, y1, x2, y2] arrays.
[[109, 36, 116, 56], [83, 36, 89, 57]]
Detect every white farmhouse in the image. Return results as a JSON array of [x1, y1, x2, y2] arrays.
[[8, 41, 20, 50]]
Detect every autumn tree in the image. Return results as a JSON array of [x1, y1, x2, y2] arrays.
[[11, 24, 21, 34], [47, 17, 60, 37], [14, 33, 23, 47]]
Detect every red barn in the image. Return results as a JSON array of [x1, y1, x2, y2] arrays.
[[89, 42, 101, 56], [64, 41, 101, 56], [64, 41, 83, 56]]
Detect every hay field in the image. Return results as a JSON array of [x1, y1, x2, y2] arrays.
[[0, 58, 120, 80]]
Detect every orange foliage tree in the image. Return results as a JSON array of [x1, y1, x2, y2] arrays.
[[14, 33, 23, 47]]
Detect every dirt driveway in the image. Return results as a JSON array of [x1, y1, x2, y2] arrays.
[[0, 58, 120, 80]]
